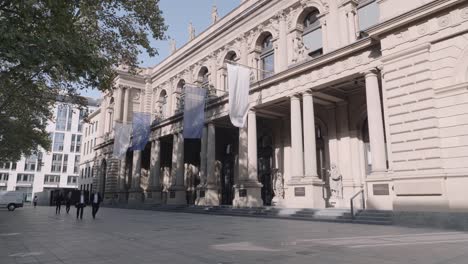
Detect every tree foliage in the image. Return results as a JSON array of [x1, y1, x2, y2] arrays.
[[0, 0, 166, 161]]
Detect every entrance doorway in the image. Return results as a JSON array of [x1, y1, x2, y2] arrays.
[[258, 135, 274, 206]]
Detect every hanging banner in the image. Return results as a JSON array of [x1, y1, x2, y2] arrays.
[[130, 112, 151, 151], [183, 85, 207, 139], [227, 63, 250, 127], [113, 122, 132, 158]]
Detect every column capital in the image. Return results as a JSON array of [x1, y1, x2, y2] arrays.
[[302, 90, 314, 97], [290, 93, 302, 100], [363, 68, 379, 78]]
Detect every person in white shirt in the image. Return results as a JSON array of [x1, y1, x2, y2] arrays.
[[91, 192, 102, 219], [75, 190, 87, 220]]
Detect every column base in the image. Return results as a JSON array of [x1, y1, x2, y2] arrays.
[[127, 189, 144, 205], [144, 186, 162, 205], [166, 185, 187, 205], [103, 192, 120, 205], [232, 181, 263, 208], [202, 184, 220, 206], [285, 176, 325, 208]]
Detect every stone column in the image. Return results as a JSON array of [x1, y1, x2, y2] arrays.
[[118, 157, 127, 203], [167, 133, 187, 204], [347, 9, 357, 44], [205, 123, 219, 205], [146, 139, 162, 204], [233, 111, 263, 207], [290, 94, 304, 177], [365, 70, 387, 173], [128, 150, 142, 205], [196, 126, 208, 205], [122, 87, 130, 124], [302, 91, 318, 178], [286, 94, 325, 208], [113, 87, 122, 123]]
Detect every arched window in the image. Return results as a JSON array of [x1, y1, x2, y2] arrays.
[[302, 9, 323, 57], [198, 67, 209, 89], [260, 33, 274, 79], [157, 90, 168, 119], [175, 80, 185, 113], [223, 51, 238, 90]]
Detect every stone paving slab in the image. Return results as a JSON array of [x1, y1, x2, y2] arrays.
[[0, 206, 468, 263]]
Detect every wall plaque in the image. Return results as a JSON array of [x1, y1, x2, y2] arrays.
[[294, 187, 306, 197], [373, 184, 390, 196], [239, 189, 247, 197], [169, 191, 176, 198], [199, 190, 205, 198]]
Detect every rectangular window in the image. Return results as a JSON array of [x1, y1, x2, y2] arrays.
[[11, 162, 16, 170], [358, 0, 379, 31], [62, 154, 68, 173], [56, 104, 68, 131], [51, 154, 63, 172], [261, 53, 275, 79], [67, 176, 78, 184], [74, 155, 80, 174], [70, 134, 76, 152], [44, 175, 60, 184], [0, 173, 8, 181], [53, 133, 65, 152], [78, 109, 86, 132], [0, 162, 10, 170], [76, 135, 82, 153], [37, 152, 43, 172], [67, 107, 73, 131], [17, 174, 34, 183], [24, 154, 37, 171]]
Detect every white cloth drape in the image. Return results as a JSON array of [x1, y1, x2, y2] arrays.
[[113, 122, 132, 158], [227, 63, 250, 128]]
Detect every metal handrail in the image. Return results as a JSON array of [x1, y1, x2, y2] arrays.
[[350, 188, 365, 219]]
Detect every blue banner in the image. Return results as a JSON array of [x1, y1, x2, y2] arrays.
[[113, 122, 132, 158], [130, 112, 151, 151], [183, 85, 206, 139]]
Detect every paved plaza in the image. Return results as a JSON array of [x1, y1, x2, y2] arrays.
[[1, 207, 468, 264]]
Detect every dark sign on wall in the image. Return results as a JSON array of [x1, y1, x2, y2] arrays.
[[169, 191, 176, 199], [373, 184, 390, 196], [239, 189, 247, 197], [199, 190, 205, 198], [294, 187, 306, 197]]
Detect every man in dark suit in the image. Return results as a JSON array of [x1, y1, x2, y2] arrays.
[[75, 191, 88, 220], [91, 192, 102, 219], [55, 192, 63, 214]]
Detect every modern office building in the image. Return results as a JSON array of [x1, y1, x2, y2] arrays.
[[0, 97, 99, 202], [91, 0, 468, 212]]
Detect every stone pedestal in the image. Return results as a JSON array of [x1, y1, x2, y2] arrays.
[[166, 185, 187, 205], [232, 181, 263, 208], [195, 185, 207, 205], [144, 186, 162, 205], [203, 184, 220, 206], [127, 190, 143, 205], [285, 176, 325, 208]]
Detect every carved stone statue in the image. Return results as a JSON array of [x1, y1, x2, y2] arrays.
[[214, 160, 222, 199], [188, 22, 196, 41], [328, 163, 343, 199], [292, 36, 309, 63], [161, 167, 172, 192], [169, 38, 176, 54], [211, 5, 219, 24], [272, 168, 284, 199]]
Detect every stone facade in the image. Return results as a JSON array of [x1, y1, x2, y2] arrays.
[[93, 0, 468, 212]]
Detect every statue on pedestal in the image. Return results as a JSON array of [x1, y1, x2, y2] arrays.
[[211, 5, 219, 24], [328, 163, 343, 199], [169, 38, 176, 54], [271, 168, 285, 206], [188, 22, 196, 41]]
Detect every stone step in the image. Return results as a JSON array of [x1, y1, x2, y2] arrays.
[[352, 219, 393, 225]]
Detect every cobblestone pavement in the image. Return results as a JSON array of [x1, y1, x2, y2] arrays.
[[1, 206, 468, 264]]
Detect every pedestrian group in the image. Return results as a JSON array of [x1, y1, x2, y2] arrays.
[[53, 190, 102, 220]]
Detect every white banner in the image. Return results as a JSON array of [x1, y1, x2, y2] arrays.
[[227, 63, 250, 128]]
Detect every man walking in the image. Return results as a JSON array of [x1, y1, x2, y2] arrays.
[[76, 191, 87, 220], [65, 192, 72, 214], [91, 191, 102, 219], [33, 195, 38, 208], [55, 192, 63, 214]]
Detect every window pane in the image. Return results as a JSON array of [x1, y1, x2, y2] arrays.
[[262, 53, 275, 79], [358, 1, 379, 30], [303, 28, 323, 52]]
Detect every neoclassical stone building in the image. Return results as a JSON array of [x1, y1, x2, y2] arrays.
[[93, 0, 468, 212]]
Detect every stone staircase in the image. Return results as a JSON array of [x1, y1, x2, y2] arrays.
[[147, 205, 393, 226]]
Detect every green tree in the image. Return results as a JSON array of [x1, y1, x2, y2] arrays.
[[0, 0, 167, 161]]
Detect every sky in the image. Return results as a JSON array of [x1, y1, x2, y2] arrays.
[[81, 0, 240, 98]]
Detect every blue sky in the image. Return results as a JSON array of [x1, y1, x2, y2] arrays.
[[82, 0, 240, 98]]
